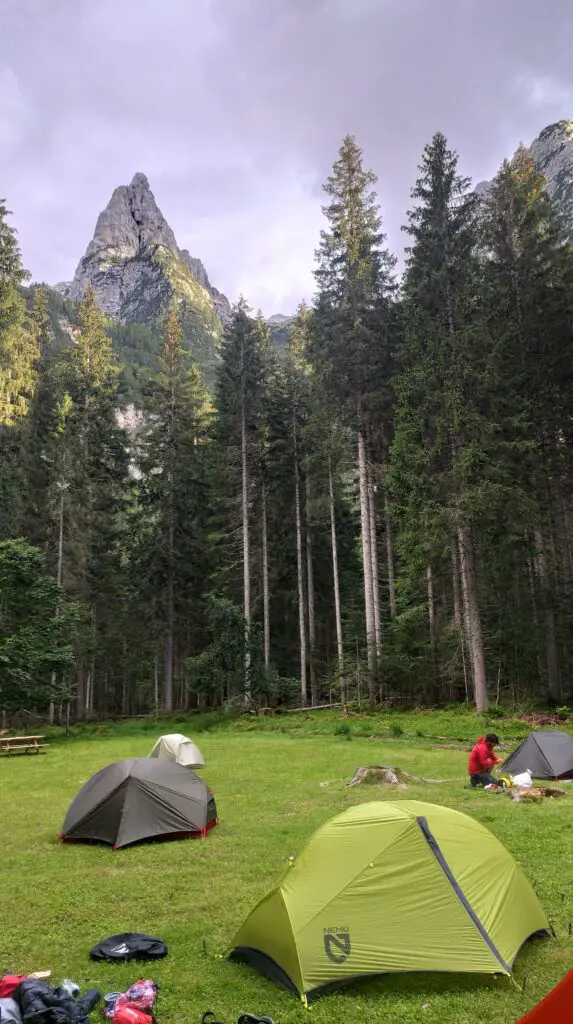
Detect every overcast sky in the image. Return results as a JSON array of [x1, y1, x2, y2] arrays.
[[1, 0, 573, 316]]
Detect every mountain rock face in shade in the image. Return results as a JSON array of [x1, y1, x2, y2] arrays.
[[475, 120, 573, 233]]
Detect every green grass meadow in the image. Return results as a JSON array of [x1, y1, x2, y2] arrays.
[[1, 710, 573, 1024]]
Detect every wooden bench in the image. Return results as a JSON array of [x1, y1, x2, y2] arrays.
[[0, 735, 48, 756]]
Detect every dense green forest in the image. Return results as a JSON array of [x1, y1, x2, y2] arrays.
[[2, 132, 573, 722]]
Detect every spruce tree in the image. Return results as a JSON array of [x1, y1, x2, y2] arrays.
[[481, 147, 573, 700], [215, 298, 270, 699], [311, 135, 395, 693], [0, 200, 36, 428], [52, 287, 129, 716], [392, 133, 491, 711], [136, 301, 213, 712]]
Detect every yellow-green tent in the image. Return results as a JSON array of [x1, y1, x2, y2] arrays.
[[229, 801, 549, 1002]]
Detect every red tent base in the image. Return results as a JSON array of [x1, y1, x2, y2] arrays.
[[516, 970, 573, 1022]]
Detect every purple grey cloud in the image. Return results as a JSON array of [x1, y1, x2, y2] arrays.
[[1, 0, 572, 314]]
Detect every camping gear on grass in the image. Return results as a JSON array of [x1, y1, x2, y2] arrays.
[[512, 770, 533, 788], [90, 934, 168, 962], [501, 731, 573, 780], [149, 733, 205, 769], [229, 800, 549, 1003], [59, 981, 80, 999], [61, 759, 217, 848], [515, 968, 573, 1022], [0, 998, 22, 1024], [104, 981, 157, 1022], [14, 978, 100, 1024], [237, 1016, 276, 1023], [0, 983, 25, 1001]]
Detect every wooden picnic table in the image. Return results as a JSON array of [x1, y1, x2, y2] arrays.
[[0, 734, 48, 756]]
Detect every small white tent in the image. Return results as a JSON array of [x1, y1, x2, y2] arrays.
[[148, 733, 205, 768]]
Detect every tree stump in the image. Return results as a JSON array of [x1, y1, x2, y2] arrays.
[[346, 765, 446, 788]]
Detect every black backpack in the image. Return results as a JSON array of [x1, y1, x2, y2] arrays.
[[90, 933, 168, 962]]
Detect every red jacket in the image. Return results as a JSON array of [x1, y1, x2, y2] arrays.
[[468, 737, 499, 774]]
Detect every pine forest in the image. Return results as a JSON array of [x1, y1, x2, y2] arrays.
[[2, 132, 573, 722]]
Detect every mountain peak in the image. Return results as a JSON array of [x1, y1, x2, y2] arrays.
[[537, 120, 573, 143], [56, 173, 230, 323], [475, 118, 573, 235], [130, 171, 150, 188]]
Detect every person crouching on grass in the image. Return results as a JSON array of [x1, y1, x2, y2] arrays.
[[468, 733, 502, 788]]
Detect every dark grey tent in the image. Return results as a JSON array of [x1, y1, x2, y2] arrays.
[[501, 731, 573, 780], [60, 758, 217, 848]]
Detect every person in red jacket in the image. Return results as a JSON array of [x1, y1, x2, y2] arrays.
[[468, 733, 501, 787]]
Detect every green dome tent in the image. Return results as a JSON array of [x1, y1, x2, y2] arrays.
[[229, 801, 548, 1003]]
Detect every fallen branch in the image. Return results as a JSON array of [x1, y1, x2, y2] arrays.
[[509, 786, 567, 803], [285, 703, 342, 714]]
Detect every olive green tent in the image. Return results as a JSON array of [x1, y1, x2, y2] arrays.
[[229, 801, 548, 1003]]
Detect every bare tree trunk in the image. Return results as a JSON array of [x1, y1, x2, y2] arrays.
[[368, 468, 382, 658], [458, 526, 488, 713], [358, 431, 377, 693], [534, 528, 561, 701], [305, 475, 317, 705], [262, 482, 270, 671], [154, 651, 159, 718], [451, 533, 469, 697], [328, 457, 345, 697], [427, 563, 437, 689], [555, 492, 573, 587], [164, 513, 175, 713], [84, 605, 96, 718], [85, 666, 92, 719], [49, 484, 66, 726], [384, 486, 397, 620], [75, 663, 85, 722], [241, 401, 251, 697], [294, 414, 307, 706], [451, 535, 462, 629]]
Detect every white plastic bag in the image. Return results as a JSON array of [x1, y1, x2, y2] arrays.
[[512, 769, 533, 788]]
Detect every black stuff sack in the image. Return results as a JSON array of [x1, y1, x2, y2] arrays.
[[90, 934, 168, 962]]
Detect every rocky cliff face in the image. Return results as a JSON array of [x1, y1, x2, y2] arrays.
[[475, 120, 573, 232], [56, 172, 230, 328]]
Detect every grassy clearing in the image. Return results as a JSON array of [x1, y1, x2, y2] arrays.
[[1, 712, 572, 1024]]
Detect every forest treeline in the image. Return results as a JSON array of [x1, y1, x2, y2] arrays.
[[2, 132, 573, 721]]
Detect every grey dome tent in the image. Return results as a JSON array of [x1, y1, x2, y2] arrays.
[[501, 731, 573, 780], [60, 758, 217, 848]]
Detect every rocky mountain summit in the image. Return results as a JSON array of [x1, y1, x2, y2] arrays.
[[475, 120, 573, 232], [56, 172, 230, 329]]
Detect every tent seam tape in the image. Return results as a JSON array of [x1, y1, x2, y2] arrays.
[[416, 816, 510, 974]]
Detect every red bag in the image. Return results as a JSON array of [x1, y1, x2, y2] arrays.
[[107, 980, 158, 1023], [112, 1009, 153, 1024], [0, 976, 25, 998]]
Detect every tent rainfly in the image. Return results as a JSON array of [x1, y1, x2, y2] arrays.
[[501, 731, 573, 780], [515, 969, 573, 1022], [60, 758, 217, 848], [149, 733, 205, 768], [229, 801, 549, 1003]]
